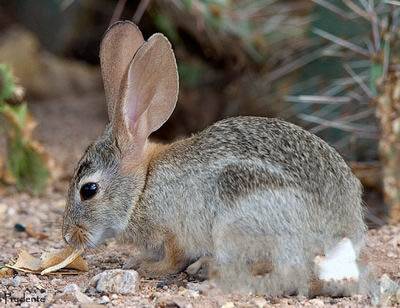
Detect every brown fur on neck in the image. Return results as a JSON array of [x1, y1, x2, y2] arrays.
[[121, 141, 170, 175]]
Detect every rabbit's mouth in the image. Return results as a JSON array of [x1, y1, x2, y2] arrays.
[[63, 224, 96, 249], [64, 224, 118, 249]]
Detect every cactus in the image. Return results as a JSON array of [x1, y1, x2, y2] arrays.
[[0, 64, 50, 194], [0, 64, 15, 101], [289, 1, 400, 222], [154, 0, 312, 63]]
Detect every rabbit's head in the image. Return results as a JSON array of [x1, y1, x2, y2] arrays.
[[62, 21, 178, 248]]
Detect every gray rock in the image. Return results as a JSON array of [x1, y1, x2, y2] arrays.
[[60, 283, 93, 304], [12, 276, 21, 287], [99, 295, 110, 304], [186, 282, 201, 292], [90, 269, 140, 294], [372, 274, 400, 306], [111, 294, 119, 300]]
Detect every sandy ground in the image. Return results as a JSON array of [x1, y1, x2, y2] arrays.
[[0, 95, 398, 307], [0, 190, 399, 307]]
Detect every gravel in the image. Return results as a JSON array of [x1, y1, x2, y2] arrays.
[[0, 190, 400, 307]]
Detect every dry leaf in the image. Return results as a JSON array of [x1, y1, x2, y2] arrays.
[[0, 267, 14, 278], [25, 225, 49, 240], [41, 247, 87, 274], [12, 250, 42, 271], [5, 247, 87, 275]]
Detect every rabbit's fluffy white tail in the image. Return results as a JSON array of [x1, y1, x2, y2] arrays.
[[314, 238, 359, 281], [311, 238, 373, 297]]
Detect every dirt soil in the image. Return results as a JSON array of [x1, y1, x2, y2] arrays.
[[0, 95, 398, 307], [0, 191, 399, 307]]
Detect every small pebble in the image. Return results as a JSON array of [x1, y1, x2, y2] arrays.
[[7, 207, 16, 216], [99, 295, 110, 304], [309, 299, 325, 306], [62, 283, 93, 304], [12, 276, 21, 287], [14, 223, 26, 232], [252, 297, 268, 308], [186, 282, 200, 292]]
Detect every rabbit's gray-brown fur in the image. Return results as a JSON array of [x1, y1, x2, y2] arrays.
[[62, 21, 367, 297]]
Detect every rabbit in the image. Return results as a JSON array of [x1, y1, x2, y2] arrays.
[[62, 21, 368, 297]]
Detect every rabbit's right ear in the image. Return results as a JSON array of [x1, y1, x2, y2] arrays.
[[100, 21, 145, 121], [113, 33, 179, 160]]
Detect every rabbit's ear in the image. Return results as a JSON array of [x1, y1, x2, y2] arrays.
[[100, 21, 144, 121], [115, 33, 178, 157]]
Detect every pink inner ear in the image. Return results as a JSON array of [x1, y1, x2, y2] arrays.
[[120, 33, 178, 144], [124, 80, 158, 136], [124, 95, 139, 133]]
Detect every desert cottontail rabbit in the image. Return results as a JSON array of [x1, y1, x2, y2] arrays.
[[62, 21, 367, 296]]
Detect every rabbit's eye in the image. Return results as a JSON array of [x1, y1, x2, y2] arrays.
[[80, 182, 98, 201]]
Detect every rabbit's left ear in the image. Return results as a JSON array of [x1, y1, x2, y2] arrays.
[[114, 33, 179, 157], [100, 21, 145, 121]]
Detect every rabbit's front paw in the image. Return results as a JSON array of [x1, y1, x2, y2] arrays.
[[135, 232, 187, 278], [186, 256, 212, 280], [136, 260, 179, 278], [122, 253, 151, 270]]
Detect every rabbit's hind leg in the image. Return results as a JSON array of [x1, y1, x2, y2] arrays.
[[210, 221, 312, 296]]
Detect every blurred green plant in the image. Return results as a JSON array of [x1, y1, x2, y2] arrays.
[[178, 62, 206, 88], [285, 0, 400, 161], [155, 0, 311, 64], [0, 65, 15, 101], [0, 64, 50, 194], [153, 12, 180, 43]]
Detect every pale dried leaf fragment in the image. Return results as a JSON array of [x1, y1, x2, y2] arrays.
[[40, 247, 85, 275], [5, 247, 87, 276], [41, 247, 87, 273], [12, 250, 42, 272]]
